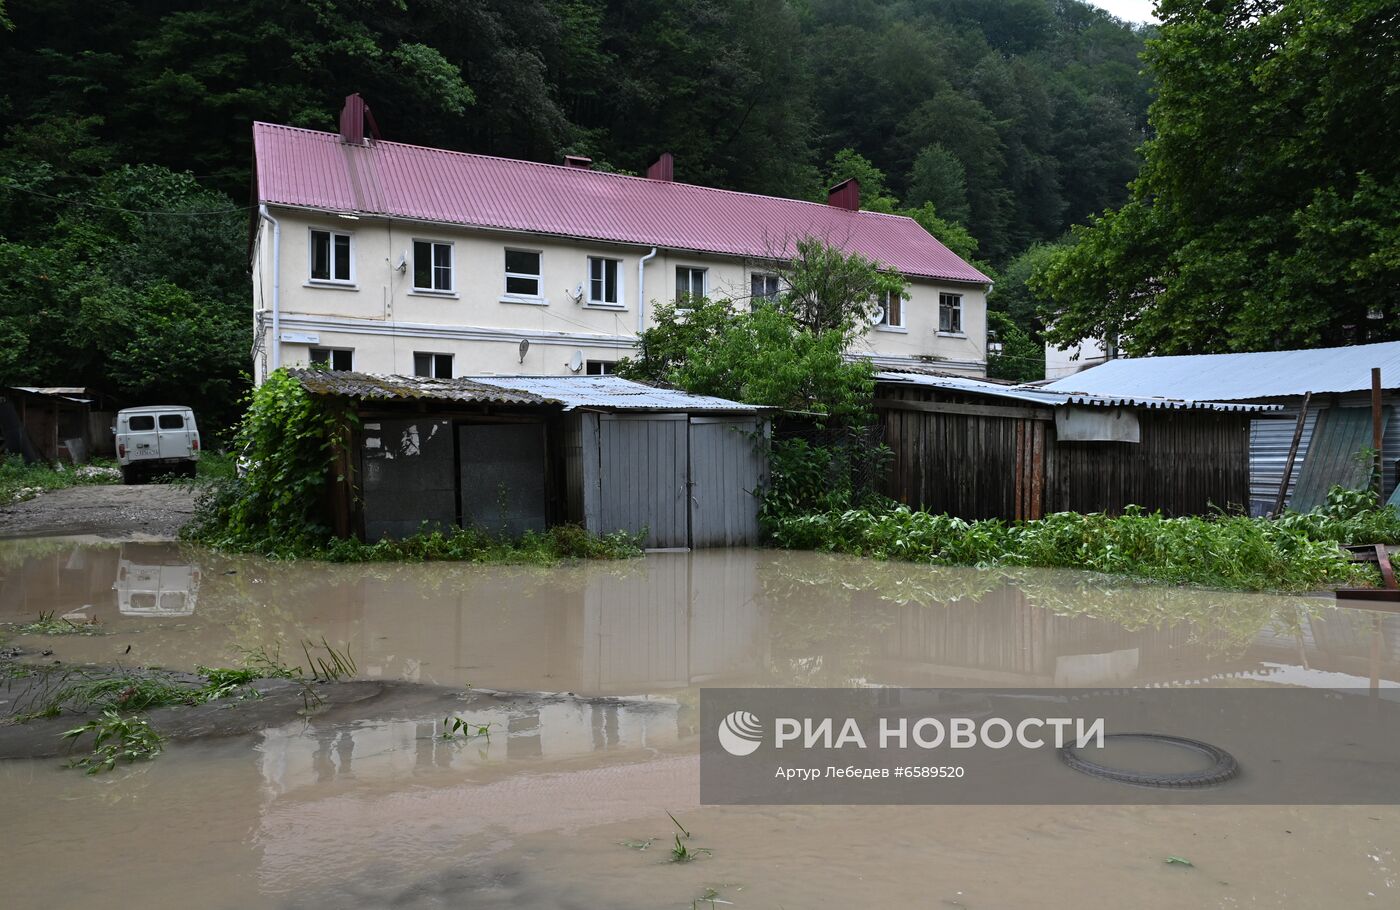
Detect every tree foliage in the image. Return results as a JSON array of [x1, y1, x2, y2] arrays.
[[1036, 0, 1400, 355], [619, 239, 895, 424], [0, 0, 1153, 417]]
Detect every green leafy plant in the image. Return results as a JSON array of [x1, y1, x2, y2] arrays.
[[14, 610, 104, 636], [61, 709, 165, 774], [765, 490, 1397, 594], [439, 715, 492, 742]]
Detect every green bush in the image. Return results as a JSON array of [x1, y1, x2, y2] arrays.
[[765, 497, 1397, 594]]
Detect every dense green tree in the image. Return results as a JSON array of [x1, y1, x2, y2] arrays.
[[906, 145, 971, 224], [0, 0, 1156, 427], [1036, 0, 1400, 355]]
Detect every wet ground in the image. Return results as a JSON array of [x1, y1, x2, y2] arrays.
[[0, 483, 196, 539], [3, 540, 1399, 908]]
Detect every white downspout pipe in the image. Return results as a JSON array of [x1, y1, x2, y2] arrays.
[[258, 204, 282, 372], [637, 247, 658, 335]]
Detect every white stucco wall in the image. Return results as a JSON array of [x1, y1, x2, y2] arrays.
[[1045, 337, 1115, 381], [252, 206, 988, 382]]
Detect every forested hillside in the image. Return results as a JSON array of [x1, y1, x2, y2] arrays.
[[0, 0, 1152, 421]]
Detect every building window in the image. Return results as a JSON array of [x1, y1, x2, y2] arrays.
[[505, 249, 542, 298], [751, 272, 780, 304], [310, 229, 352, 283], [939, 293, 963, 334], [585, 360, 618, 375], [676, 266, 706, 307], [310, 347, 353, 371], [588, 257, 620, 306], [877, 289, 904, 328], [413, 241, 453, 292], [413, 352, 453, 379]]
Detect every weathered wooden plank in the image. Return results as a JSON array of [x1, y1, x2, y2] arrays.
[[874, 398, 1053, 422]]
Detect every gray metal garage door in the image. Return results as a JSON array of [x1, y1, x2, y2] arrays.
[[688, 417, 765, 547], [597, 414, 688, 548], [458, 422, 547, 537], [360, 418, 456, 540]]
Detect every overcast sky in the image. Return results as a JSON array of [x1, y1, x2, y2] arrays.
[[1088, 0, 1159, 23]]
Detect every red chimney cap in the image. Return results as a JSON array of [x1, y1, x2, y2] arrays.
[[827, 177, 860, 211], [646, 152, 675, 182], [339, 93, 381, 145]]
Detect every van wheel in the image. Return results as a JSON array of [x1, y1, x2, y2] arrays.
[[120, 466, 141, 485], [182, 462, 198, 479]]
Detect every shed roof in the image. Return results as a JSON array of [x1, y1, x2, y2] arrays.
[[291, 371, 759, 413], [253, 122, 989, 285], [467, 375, 760, 412], [874, 371, 1280, 413], [1041, 341, 1400, 402]]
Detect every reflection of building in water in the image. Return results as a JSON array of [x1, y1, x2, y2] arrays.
[[257, 699, 684, 794], [115, 544, 202, 616], [0, 543, 121, 619], [1252, 608, 1400, 686]]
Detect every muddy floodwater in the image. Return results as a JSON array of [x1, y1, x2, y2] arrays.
[[3, 539, 1399, 908]]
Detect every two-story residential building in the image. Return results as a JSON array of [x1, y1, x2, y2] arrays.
[[250, 95, 991, 382]]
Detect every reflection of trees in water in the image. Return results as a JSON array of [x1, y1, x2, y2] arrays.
[[1001, 568, 1317, 658]]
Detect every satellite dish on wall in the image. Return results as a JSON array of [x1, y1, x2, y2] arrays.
[[518, 339, 530, 363], [568, 350, 584, 373]]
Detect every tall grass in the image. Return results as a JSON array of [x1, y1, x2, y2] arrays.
[[768, 502, 1387, 593], [0, 455, 121, 503]]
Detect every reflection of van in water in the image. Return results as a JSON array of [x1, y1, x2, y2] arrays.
[[114, 549, 201, 616], [115, 406, 200, 483]]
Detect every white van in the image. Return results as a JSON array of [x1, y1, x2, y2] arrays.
[[115, 406, 201, 483]]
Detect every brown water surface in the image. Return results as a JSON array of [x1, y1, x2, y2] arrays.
[[2, 539, 1398, 908]]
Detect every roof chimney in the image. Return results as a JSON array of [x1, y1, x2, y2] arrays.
[[338, 93, 381, 145], [827, 177, 860, 211], [563, 155, 593, 169], [646, 152, 674, 182]]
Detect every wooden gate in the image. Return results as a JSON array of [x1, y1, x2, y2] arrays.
[[597, 413, 689, 548]]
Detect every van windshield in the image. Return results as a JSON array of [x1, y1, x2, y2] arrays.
[[158, 414, 185, 430], [128, 416, 155, 431]]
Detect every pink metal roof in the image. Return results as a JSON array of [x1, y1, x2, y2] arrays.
[[253, 122, 990, 284]]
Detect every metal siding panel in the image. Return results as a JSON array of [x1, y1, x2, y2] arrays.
[[458, 423, 548, 537], [359, 418, 456, 540], [1250, 410, 1319, 514], [1290, 407, 1381, 511]]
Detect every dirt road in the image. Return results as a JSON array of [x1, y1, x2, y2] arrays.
[[0, 483, 197, 539]]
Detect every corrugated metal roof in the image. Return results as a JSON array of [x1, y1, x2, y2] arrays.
[[291, 371, 548, 405], [292, 371, 758, 412], [252, 122, 990, 285], [874, 371, 1280, 412], [1042, 341, 1400, 402], [467, 375, 760, 412]]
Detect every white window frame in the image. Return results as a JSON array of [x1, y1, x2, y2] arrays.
[[939, 292, 964, 336], [675, 266, 707, 308], [875, 289, 906, 332], [309, 347, 354, 371], [586, 256, 624, 308], [308, 228, 355, 286], [502, 247, 546, 304], [750, 271, 780, 305], [411, 239, 455, 295], [413, 351, 454, 379], [585, 359, 618, 375]]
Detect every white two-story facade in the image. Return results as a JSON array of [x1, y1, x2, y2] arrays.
[[250, 96, 991, 382]]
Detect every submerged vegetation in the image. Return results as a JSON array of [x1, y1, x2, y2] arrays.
[[767, 500, 1390, 594], [184, 370, 642, 564], [761, 438, 1398, 593]]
